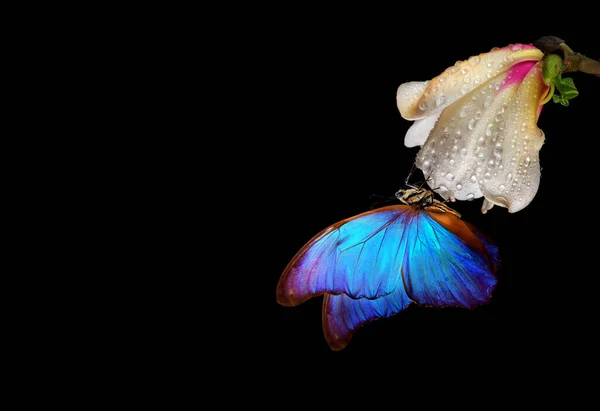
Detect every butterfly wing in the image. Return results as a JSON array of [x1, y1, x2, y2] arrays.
[[322, 286, 412, 351], [277, 205, 414, 306], [401, 210, 499, 309]]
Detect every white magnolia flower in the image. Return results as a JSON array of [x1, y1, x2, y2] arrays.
[[397, 44, 550, 213]]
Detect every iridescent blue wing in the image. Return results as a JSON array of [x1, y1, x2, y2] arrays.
[[319, 209, 499, 350], [323, 287, 412, 351], [277, 205, 414, 306], [401, 210, 499, 309]]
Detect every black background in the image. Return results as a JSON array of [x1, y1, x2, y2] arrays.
[[252, 20, 599, 358]]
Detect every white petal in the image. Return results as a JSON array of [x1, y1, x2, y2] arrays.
[[416, 70, 511, 201], [397, 46, 543, 120], [404, 111, 442, 148], [480, 64, 546, 213], [397, 81, 429, 120]]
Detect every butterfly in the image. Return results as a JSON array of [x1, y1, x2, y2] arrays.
[[276, 186, 500, 350]]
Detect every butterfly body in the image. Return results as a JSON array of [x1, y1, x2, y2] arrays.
[[277, 188, 499, 350]]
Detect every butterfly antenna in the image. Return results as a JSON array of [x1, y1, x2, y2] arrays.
[[369, 193, 397, 209], [404, 162, 417, 186]]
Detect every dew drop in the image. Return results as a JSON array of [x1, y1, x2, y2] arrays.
[[449, 159, 455, 166], [470, 56, 481, 65], [461, 148, 467, 156], [487, 62, 493, 67], [460, 86, 468, 95], [488, 160, 495, 168], [422, 160, 431, 171], [468, 119, 476, 130], [494, 144, 503, 155], [470, 175, 477, 183], [511, 44, 522, 51], [499, 184, 506, 192], [474, 77, 481, 85], [484, 96, 493, 108], [456, 183, 463, 191], [459, 107, 468, 118], [521, 123, 527, 131], [524, 157, 531, 166], [467, 193, 474, 200], [499, 121, 506, 131], [461, 68, 468, 75], [484, 172, 491, 180], [446, 172, 455, 181], [506, 172, 512, 182], [485, 123, 494, 137], [436, 95, 448, 107], [477, 137, 485, 146], [463, 76, 470, 83], [419, 101, 428, 111], [452, 145, 459, 155], [475, 111, 482, 120]]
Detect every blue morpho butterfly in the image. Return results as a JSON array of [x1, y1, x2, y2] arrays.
[[276, 185, 499, 350]]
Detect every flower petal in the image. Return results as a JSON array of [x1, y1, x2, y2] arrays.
[[480, 63, 546, 213], [397, 44, 543, 120], [404, 110, 442, 148], [396, 81, 429, 119], [415, 68, 514, 201]]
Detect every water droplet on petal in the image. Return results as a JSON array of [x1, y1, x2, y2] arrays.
[[470, 56, 481, 65], [456, 183, 463, 191], [470, 175, 477, 184], [484, 172, 491, 180], [487, 62, 493, 67], [463, 76, 470, 83], [468, 119, 476, 130], [436, 95, 447, 107], [506, 172, 512, 182], [419, 101, 428, 111], [499, 121, 506, 131], [446, 172, 455, 181], [485, 124, 494, 137], [422, 160, 431, 172], [449, 159, 455, 166], [512, 44, 522, 51], [461, 68, 468, 75], [467, 193, 474, 200], [459, 107, 468, 118], [484, 96, 493, 108], [524, 157, 531, 166], [460, 86, 468, 95], [477, 137, 485, 146], [499, 184, 506, 192], [460, 148, 467, 156]]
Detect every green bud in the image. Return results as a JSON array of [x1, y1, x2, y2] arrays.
[[542, 54, 563, 84]]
